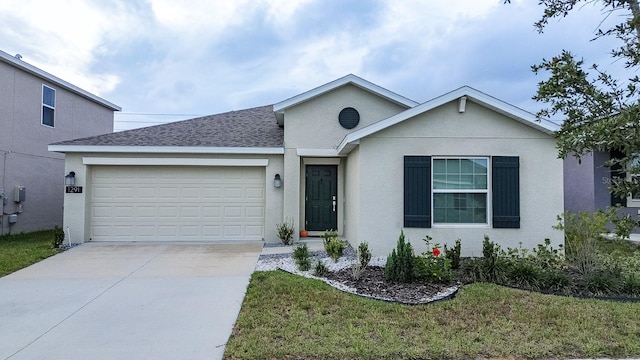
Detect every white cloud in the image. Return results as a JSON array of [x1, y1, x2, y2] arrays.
[[0, 0, 146, 96]]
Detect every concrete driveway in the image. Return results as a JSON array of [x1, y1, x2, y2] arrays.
[[0, 241, 262, 360]]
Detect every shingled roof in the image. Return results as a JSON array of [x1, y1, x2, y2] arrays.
[[52, 105, 283, 148]]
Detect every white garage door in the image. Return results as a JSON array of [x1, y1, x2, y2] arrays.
[[90, 166, 265, 241]]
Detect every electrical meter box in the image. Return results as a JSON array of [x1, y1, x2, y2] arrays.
[[14, 186, 25, 203], [8, 214, 17, 224]]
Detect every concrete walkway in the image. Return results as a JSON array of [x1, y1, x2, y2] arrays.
[[0, 241, 262, 360]]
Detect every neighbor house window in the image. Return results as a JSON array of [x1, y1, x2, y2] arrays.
[[42, 85, 55, 127], [626, 156, 640, 207], [432, 158, 488, 224], [404, 155, 520, 229]]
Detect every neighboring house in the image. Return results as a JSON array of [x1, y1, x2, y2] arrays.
[[564, 150, 639, 220], [0, 50, 120, 235], [49, 75, 563, 256]]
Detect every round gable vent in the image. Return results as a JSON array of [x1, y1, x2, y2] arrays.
[[339, 107, 360, 129]]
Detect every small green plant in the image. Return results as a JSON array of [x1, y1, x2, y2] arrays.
[[52, 226, 65, 248], [276, 218, 295, 245], [351, 262, 365, 280], [322, 230, 345, 262], [357, 242, 372, 268], [321, 229, 338, 246], [293, 243, 311, 271], [313, 260, 329, 277], [444, 238, 461, 270], [384, 230, 415, 283]]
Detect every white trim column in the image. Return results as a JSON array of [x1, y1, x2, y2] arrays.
[[283, 148, 301, 241]]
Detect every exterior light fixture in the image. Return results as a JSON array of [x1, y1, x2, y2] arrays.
[[65, 171, 76, 186], [274, 174, 282, 188]]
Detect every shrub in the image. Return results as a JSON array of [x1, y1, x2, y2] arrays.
[[444, 239, 461, 270], [506, 258, 542, 290], [384, 231, 415, 283], [313, 260, 329, 277], [276, 218, 295, 245], [555, 211, 607, 274], [357, 242, 372, 268], [582, 270, 623, 295], [322, 230, 345, 262], [539, 270, 572, 293], [531, 238, 565, 269], [52, 226, 65, 248], [414, 235, 454, 283], [622, 274, 640, 296], [293, 243, 311, 271], [610, 211, 638, 240], [481, 235, 506, 283]]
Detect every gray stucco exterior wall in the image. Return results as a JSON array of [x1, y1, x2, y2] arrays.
[[0, 59, 116, 234], [564, 150, 640, 231]]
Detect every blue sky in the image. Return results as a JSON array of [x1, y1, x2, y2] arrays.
[[0, 0, 623, 131]]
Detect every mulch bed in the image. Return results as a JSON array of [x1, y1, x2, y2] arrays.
[[322, 266, 458, 304]]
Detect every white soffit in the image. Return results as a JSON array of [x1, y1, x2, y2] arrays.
[[83, 157, 269, 167]]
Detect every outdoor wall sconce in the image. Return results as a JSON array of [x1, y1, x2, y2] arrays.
[[65, 171, 76, 186], [274, 174, 282, 188]]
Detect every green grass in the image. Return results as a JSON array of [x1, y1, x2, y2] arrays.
[[0, 230, 59, 277], [225, 271, 640, 360]]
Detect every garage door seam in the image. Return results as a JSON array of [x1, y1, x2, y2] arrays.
[[5, 247, 167, 359]]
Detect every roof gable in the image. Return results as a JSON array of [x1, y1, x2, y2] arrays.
[[337, 86, 559, 154], [0, 49, 121, 111], [273, 74, 418, 125]]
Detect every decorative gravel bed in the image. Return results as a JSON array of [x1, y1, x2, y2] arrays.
[[256, 245, 458, 305]]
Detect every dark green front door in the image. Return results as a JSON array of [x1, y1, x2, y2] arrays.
[[305, 165, 337, 231]]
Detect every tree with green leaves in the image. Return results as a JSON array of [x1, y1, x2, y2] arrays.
[[505, 0, 640, 202]]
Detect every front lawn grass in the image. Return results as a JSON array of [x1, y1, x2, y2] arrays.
[[225, 270, 640, 360], [0, 230, 58, 277]]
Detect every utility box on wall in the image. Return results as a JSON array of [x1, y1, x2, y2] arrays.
[[14, 186, 25, 203]]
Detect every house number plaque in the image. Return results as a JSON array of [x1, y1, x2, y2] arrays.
[[65, 186, 83, 194]]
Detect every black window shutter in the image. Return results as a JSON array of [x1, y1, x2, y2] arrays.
[[610, 149, 627, 207], [404, 156, 431, 228], [492, 156, 520, 228]]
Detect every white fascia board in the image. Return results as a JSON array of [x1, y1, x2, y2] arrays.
[[48, 145, 285, 155], [273, 74, 418, 113], [83, 157, 269, 167], [296, 149, 342, 157], [0, 50, 121, 111], [336, 86, 558, 154]]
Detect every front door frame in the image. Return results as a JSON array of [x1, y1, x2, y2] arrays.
[[300, 157, 343, 235], [304, 164, 338, 231]]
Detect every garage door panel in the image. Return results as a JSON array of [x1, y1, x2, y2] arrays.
[[246, 187, 264, 200], [202, 226, 221, 236], [90, 166, 265, 241], [246, 206, 264, 218]]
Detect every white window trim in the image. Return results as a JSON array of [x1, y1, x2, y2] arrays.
[[431, 156, 491, 227], [42, 84, 55, 128]]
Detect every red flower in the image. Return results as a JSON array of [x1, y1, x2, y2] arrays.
[[432, 248, 441, 257]]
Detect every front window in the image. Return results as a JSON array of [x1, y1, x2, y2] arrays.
[[42, 85, 55, 127], [432, 157, 488, 224]]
